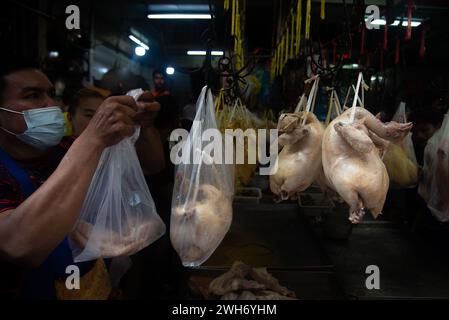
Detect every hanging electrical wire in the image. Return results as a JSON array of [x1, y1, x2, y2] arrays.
[[218, 0, 257, 103], [304, 0, 351, 80]]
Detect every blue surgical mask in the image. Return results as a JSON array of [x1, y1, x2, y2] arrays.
[[0, 106, 66, 150]]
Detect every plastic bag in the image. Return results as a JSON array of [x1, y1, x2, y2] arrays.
[[70, 89, 166, 262], [383, 102, 418, 188], [216, 93, 257, 187], [170, 86, 234, 267], [418, 113, 449, 222]]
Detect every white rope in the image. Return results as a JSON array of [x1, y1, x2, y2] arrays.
[[294, 93, 307, 113], [350, 72, 363, 123], [302, 76, 319, 125], [351, 85, 363, 107]]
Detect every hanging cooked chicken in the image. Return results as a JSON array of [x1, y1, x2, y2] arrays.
[[322, 107, 412, 223], [270, 111, 324, 201]]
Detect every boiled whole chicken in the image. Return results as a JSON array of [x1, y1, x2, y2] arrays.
[[170, 183, 232, 265], [322, 107, 412, 223], [270, 112, 324, 201]]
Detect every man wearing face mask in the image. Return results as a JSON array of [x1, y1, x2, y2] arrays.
[[0, 57, 164, 299]]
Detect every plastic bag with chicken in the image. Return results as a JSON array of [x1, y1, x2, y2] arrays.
[[171, 86, 234, 266], [70, 89, 166, 262], [418, 113, 449, 222], [383, 102, 418, 188]]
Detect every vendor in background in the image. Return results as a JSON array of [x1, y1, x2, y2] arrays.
[[150, 69, 180, 140], [410, 105, 445, 166], [0, 56, 164, 299], [151, 69, 171, 98]]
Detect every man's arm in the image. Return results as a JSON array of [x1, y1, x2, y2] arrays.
[[0, 96, 138, 267]]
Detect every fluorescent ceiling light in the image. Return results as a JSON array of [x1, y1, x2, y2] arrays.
[[391, 20, 421, 27], [129, 35, 149, 50], [342, 64, 360, 70], [187, 50, 206, 55], [135, 46, 146, 56], [166, 67, 175, 75], [366, 18, 421, 27], [187, 50, 224, 56], [148, 13, 211, 19], [371, 19, 387, 26], [148, 4, 210, 12], [97, 67, 108, 74]]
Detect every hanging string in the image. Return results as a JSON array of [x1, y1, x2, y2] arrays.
[[350, 72, 363, 123], [360, 25, 365, 55], [290, 12, 295, 59], [305, 0, 311, 40], [405, 0, 414, 41], [395, 37, 400, 64], [320, 0, 325, 20], [295, 0, 302, 56], [419, 24, 427, 57]]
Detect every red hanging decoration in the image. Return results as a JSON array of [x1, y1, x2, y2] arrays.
[[360, 26, 365, 55], [380, 47, 384, 71], [383, 24, 388, 50], [395, 38, 400, 64], [348, 33, 353, 59], [405, 0, 414, 41], [419, 26, 427, 57]]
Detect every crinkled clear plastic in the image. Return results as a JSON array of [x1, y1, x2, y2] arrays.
[[419, 113, 449, 222], [70, 89, 166, 262], [170, 86, 234, 267]]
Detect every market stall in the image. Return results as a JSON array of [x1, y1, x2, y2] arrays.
[[1, 0, 449, 302]]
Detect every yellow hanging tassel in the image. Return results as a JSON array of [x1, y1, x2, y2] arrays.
[[231, 0, 236, 36], [216, 89, 224, 113], [282, 34, 286, 71], [241, 40, 244, 67], [321, 0, 325, 20], [224, 0, 229, 11], [278, 40, 281, 73], [280, 35, 285, 73], [276, 45, 280, 75], [290, 13, 295, 58], [305, 0, 311, 40], [285, 26, 289, 64], [279, 38, 282, 74], [296, 0, 302, 56]]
